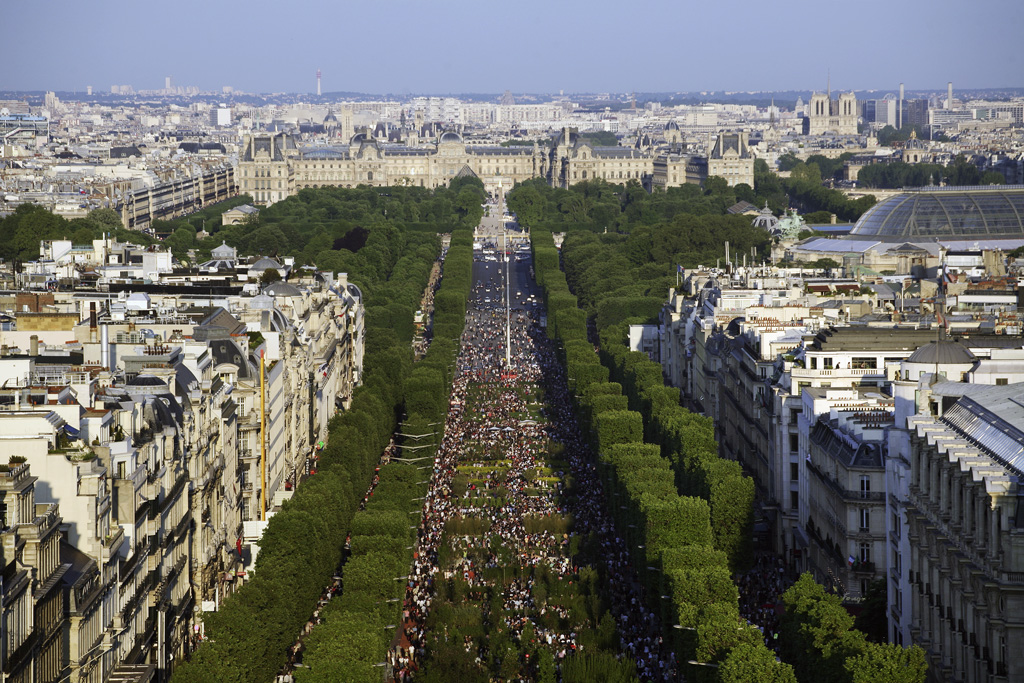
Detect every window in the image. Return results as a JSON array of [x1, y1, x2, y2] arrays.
[[860, 508, 870, 532], [859, 542, 871, 563], [852, 357, 877, 369], [860, 476, 871, 498], [996, 378, 1009, 386], [791, 462, 800, 481], [790, 434, 799, 455], [790, 491, 799, 511]]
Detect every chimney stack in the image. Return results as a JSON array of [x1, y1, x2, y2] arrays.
[[90, 302, 98, 342], [101, 324, 110, 371], [898, 83, 904, 129], [30, 335, 39, 357]]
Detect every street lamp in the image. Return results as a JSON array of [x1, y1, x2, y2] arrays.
[[687, 660, 719, 669]]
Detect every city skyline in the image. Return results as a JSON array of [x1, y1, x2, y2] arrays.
[[6, 0, 1023, 95]]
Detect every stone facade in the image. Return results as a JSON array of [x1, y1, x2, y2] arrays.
[[546, 128, 652, 189], [239, 131, 542, 204], [897, 404, 1023, 682], [0, 267, 364, 681], [707, 132, 755, 188], [803, 92, 858, 136], [239, 126, 716, 206]]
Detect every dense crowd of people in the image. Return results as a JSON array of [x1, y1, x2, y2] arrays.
[[279, 246, 789, 682], [388, 262, 678, 681], [738, 551, 795, 652]]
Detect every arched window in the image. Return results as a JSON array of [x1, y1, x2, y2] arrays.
[[368, 171, 373, 181]]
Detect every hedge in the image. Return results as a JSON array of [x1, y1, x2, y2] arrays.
[[528, 224, 754, 672], [293, 227, 476, 679], [172, 227, 459, 683]]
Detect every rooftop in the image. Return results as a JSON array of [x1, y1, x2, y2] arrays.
[[849, 185, 1024, 242]]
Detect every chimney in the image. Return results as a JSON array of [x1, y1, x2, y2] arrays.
[[338, 272, 348, 291], [30, 335, 39, 357], [831, 213, 837, 225], [898, 83, 904, 129], [90, 302, 98, 342], [101, 324, 110, 371]]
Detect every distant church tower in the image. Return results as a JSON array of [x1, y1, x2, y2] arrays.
[[803, 82, 857, 136]]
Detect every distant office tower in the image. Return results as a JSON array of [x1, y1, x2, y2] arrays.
[[863, 99, 897, 126], [86, 85, 92, 96], [316, 69, 322, 97], [947, 81, 954, 110], [901, 99, 929, 129], [165, 76, 172, 91], [214, 106, 232, 127]]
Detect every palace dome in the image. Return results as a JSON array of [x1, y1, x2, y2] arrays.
[[849, 186, 1024, 242], [250, 257, 283, 272]]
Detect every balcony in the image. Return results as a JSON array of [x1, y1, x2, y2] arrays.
[[851, 560, 876, 574], [791, 366, 884, 381], [807, 461, 885, 502], [101, 527, 125, 564]]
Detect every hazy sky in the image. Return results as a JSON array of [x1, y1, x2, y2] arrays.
[[6, 0, 1022, 95]]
